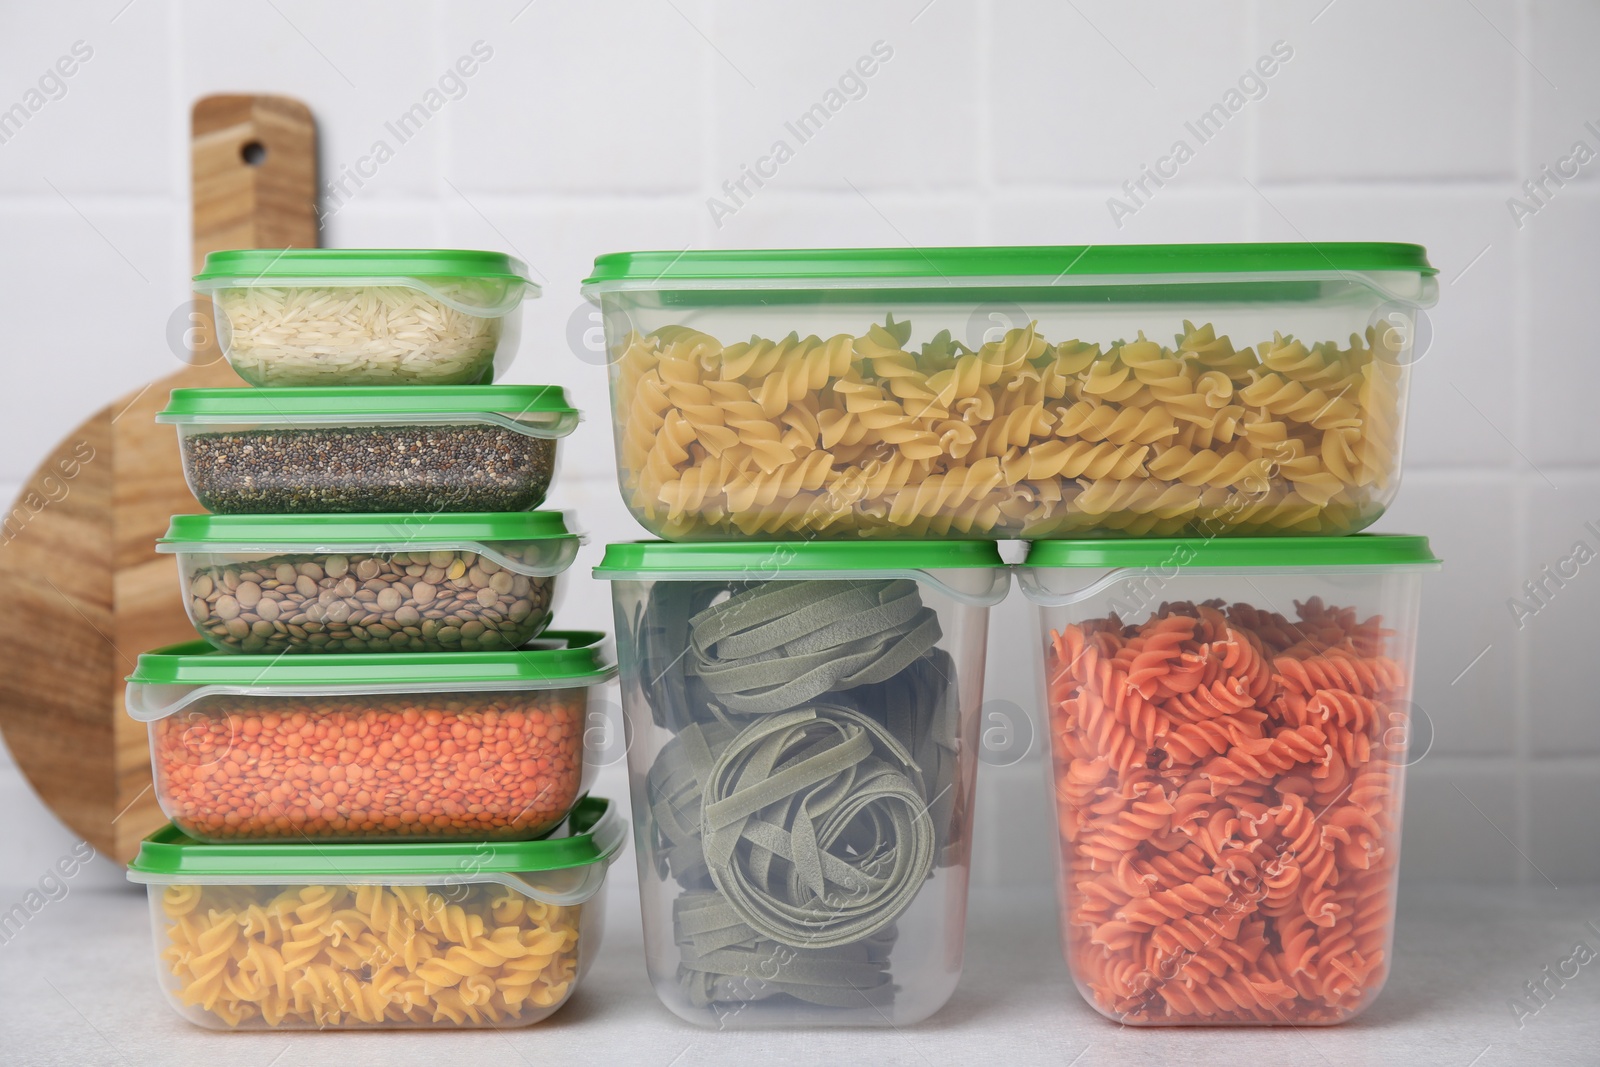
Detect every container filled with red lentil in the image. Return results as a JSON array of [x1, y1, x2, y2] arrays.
[[124, 631, 615, 842], [159, 511, 580, 654]]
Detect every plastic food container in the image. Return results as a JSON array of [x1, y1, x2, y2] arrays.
[[125, 631, 614, 842], [582, 244, 1437, 540], [1017, 535, 1438, 1025], [158, 386, 579, 514], [194, 249, 535, 386], [159, 511, 579, 654], [126, 796, 623, 1030], [595, 540, 1008, 1027]]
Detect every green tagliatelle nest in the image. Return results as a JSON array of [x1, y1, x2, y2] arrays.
[[637, 577, 964, 1007]]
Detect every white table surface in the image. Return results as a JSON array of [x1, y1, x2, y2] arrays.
[[2, 878, 1596, 1067]]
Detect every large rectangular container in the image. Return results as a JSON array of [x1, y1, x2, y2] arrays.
[[1017, 535, 1438, 1025], [595, 540, 1008, 1027], [582, 244, 1437, 540]]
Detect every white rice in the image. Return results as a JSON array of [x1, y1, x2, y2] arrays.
[[216, 285, 506, 385]]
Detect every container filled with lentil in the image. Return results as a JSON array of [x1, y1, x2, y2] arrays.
[[193, 248, 535, 387], [126, 796, 625, 1029], [125, 631, 614, 842], [159, 511, 579, 654], [158, 385, 578, 514]]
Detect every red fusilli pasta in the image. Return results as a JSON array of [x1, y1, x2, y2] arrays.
[[1048, 597, 1407, 1024]]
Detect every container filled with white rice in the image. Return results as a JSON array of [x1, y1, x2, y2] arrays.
[[194, 249, 536, 386]]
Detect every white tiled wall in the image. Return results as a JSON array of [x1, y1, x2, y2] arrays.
[[1, 0, 1596, 888]]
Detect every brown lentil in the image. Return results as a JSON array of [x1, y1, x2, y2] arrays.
[[185, 549, 554, 653]]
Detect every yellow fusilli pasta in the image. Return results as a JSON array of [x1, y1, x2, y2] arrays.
[[157, 882, 584, 1029], [613, 317, 1408, 538]]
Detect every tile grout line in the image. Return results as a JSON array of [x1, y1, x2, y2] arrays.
[[1420, 753, 1600, 769], [1509, 0, 1535, 888], [1244, 0, 1262, 240], [13, 175, 1600, 207], [433, 0, 452, 249], [1244, 0, 1266, 245], [699, 0, 718, 250], [167, 0, 186, 291], [14, 172, 1594, 207], [975, 0, 995, 220]]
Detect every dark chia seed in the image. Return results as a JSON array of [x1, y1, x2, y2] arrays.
[[182, 424, 557, 513]]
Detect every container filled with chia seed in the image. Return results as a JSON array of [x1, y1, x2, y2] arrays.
[[159, 511, 580, 654], [158, 386, 579, 514]]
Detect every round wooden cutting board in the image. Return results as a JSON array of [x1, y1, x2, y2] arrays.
[[0, 95, 319, 863]]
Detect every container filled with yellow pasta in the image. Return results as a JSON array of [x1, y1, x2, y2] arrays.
[[582, 244, 1437, 540], [126, 796, 624, 1030], [595, 540, 1008, 1027], [1016, 535, 1438, 1025]]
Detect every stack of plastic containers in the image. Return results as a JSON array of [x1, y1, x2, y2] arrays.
[[583, 251, 1026, 1027], [123, 250, 623, 1031], [585, 243, 1441, 1027]]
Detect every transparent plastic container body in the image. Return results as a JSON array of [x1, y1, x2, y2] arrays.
[[605, 565, 1004, 1027], [203, 277, 528, 387], [125, 632, 615, 843], [176, 422, 556, 513], [1018, 544, 1435, 1025], [175, 423, 557, 514], [163, 534, 577, 654], [127, 798, 621, 1030], [586, 246, 1437, 540], [137, 686, 594, 843], [144, 878, 602, 1030], [159, 387, 579, 515]]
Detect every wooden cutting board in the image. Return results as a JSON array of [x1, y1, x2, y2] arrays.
[[0, 95, 319, 864]]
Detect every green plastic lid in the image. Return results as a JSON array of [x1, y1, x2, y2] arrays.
[[595, 540, 1010, 605], [125, 631, 615, 695], [195, 248, 533, 285], [584, 243, 1436, 288], [157, 385, 579, 435], [127, 796, 622, 882], [596, 540, 1006, 576], [157, 510, 576, 549], [1020, 534, 1439, 570]]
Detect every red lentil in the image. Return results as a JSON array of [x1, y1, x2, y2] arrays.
[[153, 690, 585, 841]]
